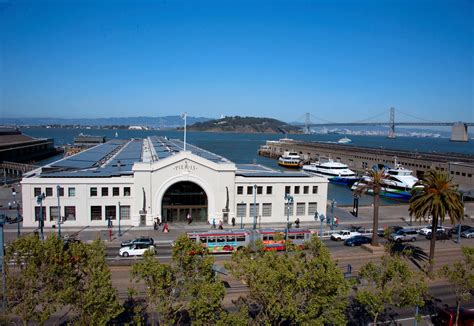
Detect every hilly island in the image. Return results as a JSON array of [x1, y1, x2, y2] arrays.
[[186, 116, 302, 134]]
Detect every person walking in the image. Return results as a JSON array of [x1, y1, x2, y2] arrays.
[[163, 223, 169, 233], [212, 217, 216, 229], [187, 212, 192, 224], [218, 220, 223, 230], [231, 216, 236, 227], [295, 217, 300, 228]]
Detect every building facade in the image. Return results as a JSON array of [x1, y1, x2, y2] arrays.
[[21, 137, 328, 228]]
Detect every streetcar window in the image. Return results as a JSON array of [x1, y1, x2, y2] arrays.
[[207, 237, 216, 243], [289, 235, 296, 240], [200, 237, 207, 244], [227, 236, 235, 242], [217, 237, 226, 243], [189, 237, 197, 242], [236, 236, 246, 242], [296, 234, 304, 240]]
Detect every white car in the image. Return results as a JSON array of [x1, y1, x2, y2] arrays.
[[418, 225, 445, 236], [331, 230, 362, 241], [119, 243, 155, 257]]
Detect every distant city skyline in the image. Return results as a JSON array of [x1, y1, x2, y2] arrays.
[[1, 0, 473, 123]]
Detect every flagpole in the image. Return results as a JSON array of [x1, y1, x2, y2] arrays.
[[183, 112, 187, 151]]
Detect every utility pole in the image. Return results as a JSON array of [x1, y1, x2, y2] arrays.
[[253, 185, 257, 230], [57, 186, 61, 238], [285, 193, 293, 251], [12, 188, 20, 237], [37, 193, 46, 240], [118, 201, 122, 237]]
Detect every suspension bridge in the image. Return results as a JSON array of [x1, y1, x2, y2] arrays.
[[295, 107, 473, 142]]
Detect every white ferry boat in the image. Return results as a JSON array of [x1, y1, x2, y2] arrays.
[[351, 163, 419, 200], [302, 159, 359, 185], [278, 151, 301, 168], [338, 137, 352, 144]]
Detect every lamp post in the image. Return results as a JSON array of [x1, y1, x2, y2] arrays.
[[457, 192, 464, 244], [118, 201, 122, 237], [56, 186, 61, 239], [12, 188, 20, 238], [0, 214, 7, 312], [330, 199, 337, 229], [317, 213, 326, 240], [36, 193, 46, 241], [253, 184, 257, 230], [240, 201, 244, 229], [285, 193, 293, 251]]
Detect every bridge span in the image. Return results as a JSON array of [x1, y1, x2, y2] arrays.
[[298, 109, 473, 142]]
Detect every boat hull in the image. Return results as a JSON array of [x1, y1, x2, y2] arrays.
[[329, 177, 359, 186], [278, 161, 301, 168]]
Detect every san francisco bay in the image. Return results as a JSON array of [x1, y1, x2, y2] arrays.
[[21, 127, 474, 206]]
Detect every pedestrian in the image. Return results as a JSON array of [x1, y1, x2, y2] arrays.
[[8, 202, 11, 210], [187, 211, 192, 224], [218, 220, 223, 230], [107, 216, 112, 228], [154, 220, 158, 230], [212, 217, 216, 229], [334, 216, 339, 226], [295, 218, 300, 228], [231, 216, 236, 227], [163, 223, 169, 233]]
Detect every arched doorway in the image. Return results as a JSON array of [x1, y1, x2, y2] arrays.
[[161, 181, 208, 223]]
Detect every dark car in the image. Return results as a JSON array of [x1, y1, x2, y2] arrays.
[[426, 230, 451, 240], [121, 236, 154, 247], [63, 234, 81, 249], [451, 224, 472, 235], [344, 235, 371, 247], [432, 307, 474, 326]]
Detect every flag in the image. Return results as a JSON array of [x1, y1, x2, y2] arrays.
[[181, 112, 187, 120]]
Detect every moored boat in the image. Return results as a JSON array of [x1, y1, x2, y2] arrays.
[[351, 163, 419, 200], [302, 159, 359, 185], [278, 151, 301, 168], [338, 137, 352, 144]]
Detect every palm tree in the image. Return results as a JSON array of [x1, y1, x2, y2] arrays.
[[353, 168, 388, 247], [409, 170, 464, 273]]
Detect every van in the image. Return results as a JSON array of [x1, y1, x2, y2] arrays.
[[432, 307, 474, 325], [389, 229, 418, 243]]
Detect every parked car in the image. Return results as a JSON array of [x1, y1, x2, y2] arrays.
[[120, 236, 154, 247], [377, 225, 404, 237], [389, 229, 418, 243], [426, 230, 451, 240], [432, 307, 474, 325], [119, 243, 155, 257], [331, 230, 361, 241], [418, 225, 445, 236], [461, 228, 474, 239], [62, 234, 81, 249], [344, 235, 371, 247], [451, 224, 472, 235]]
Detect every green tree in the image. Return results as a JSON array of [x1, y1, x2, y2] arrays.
[[68, 239, 123, 324], [353, 168, 388, 246], [439, 247, 474, 326], [4, 235, 74, 325], [132, 234, 225, 325], [227, 236, 349, 325], [409, 170, 464, 273], [355, 255, 427, 325]]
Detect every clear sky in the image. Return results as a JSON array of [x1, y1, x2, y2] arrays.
[[1, 0, 472, 123]]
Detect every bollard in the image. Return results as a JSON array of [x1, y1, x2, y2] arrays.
[[108, 229, 112, 241]]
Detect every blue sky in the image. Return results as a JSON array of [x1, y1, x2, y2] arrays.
[[1, 0, 472, 123]]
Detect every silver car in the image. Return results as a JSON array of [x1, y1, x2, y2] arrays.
[[460, 228, 474, 239], [389, 229, 418, 243]]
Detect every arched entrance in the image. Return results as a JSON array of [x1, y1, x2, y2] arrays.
[[161, 181, 208, 223]]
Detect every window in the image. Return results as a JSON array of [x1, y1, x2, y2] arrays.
[[285, 186, 291, 194], [237, 186, 243, 195], [257, 186, 263, 195], [105, 205, 116, 220], [247, 186, 253, 195], [68, 187, 75, 197], [456, 172, 460, 175], [250, 203, 259, 217], [90, 206, 102, 220], [462, 173, 466, 177], [303, 186, 309, 194], [468, 174, 472, 178], [262, 203, 272, 217], [266, 186, 272, 195], [312, 186, 318, 194], [294, 186, 300, 194], [296, 202, 305, 216], [45, 187, 53, 197], [90, 187, 97, 197], [124, 187, 131, 196], [34, 187, 41, 197], [64, 206, 76, 221], [308, 202, 318, 215], [237, 203, 246, 218], [35, 206, 45, 221], [284, 202, 294, 216], [102, 187, 109, 196], [58, 187, 64, 197], [113, 187, 120, 196], [119, 205, 131, 220], [50, 207, 59, 221]]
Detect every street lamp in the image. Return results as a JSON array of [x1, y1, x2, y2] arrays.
[[240, 201, 244, 229], [12, 187, 20, 238], [253, 184, 257, 230], [56, 185, 62, 239], [285, 193, 294, 250], [118, 201, 122, 237], [36, 193, 46, 241], [315, 212, 326, 240], [330, 199, 337, 229]]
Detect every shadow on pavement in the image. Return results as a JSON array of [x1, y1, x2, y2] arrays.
[[386, 242, 429, 271]]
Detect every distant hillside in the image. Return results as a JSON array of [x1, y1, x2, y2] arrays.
[[1, 116, 210, 129], [187, 116, 302, 134]]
